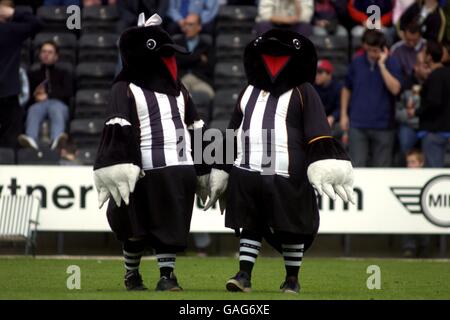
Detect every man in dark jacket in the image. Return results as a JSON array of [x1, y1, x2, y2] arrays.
[[18, 41, 73, 150], [0, 2, 41, 148], [174, 13, 215, 101], [412, 41, 450, 167]]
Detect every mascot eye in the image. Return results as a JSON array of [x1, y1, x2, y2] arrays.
[[293, 39, 301, 50], [146, 39, 157, 50], [254, 36, 262, 46]]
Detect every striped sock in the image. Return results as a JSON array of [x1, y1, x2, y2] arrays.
[[123, 240, 145, 272], [282, 243, 304, 278], [156, 253, 176, 278], [239, 238, 261, 276]]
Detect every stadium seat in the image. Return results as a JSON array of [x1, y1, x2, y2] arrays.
[[75, 147, 97, 166], [332, 62, 348, 82], [76, 62, 116, 89], [75, 89, 109, 119], [81, 5, 119, 33], [0, 148, 15, 164], [69, 118, 104, 148], [216, 5, 257, 34], [310, 35, 349, 64], [16, 147, 60, 165], [215, 34, 253, 62], [33, 33, 77, 64], [78, 33, 119, 63], [36, 6, 73, 33], [214, 62, 246, 89], [212, 88, 241, 120]]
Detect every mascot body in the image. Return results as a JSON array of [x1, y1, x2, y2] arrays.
[[93, 14, 208, 292], [205, 29, 355, 293]]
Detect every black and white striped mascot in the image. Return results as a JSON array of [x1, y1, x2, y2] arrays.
[[204, 29, 355, 294], [93, 13, 209, 292]]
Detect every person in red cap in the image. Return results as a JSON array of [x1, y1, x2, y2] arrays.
[[314, 59, 343, 138]]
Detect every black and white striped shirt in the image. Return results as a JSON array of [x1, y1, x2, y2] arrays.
[[129, 83, 194, 170], [94, 81, 201, 171], [230, 83, 331, 177]]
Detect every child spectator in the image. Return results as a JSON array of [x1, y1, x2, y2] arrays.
[[402, 149, 431, 257]]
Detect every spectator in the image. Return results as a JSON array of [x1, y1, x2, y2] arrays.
[[175, 13, 215, 104], [254, 0, 314, 37], [312, 0, 347, 36], [340, 30, 403, 167], [413, 41, 450, 167], [398, 0, 446, 42], [82, 0, 117, 7], [166, 0, 219, 35], [402, 149, 431, 257], [348, 0, 394, 37], [0, 1, 42, 149], [313, 59, 343, 137], [18, 41, 73, 151], [116, 0, 168, 32], [395, 49, 430, 160], [391, 22, 427, 89]]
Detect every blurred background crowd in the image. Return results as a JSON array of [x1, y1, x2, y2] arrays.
[[1, 0, 450, 257]]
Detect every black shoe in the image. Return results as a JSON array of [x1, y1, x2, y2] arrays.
[[155, 272, 183, 291], [280, 276, 300, 294], [124, 270, 147, 291], [226, 271, 252, 292]]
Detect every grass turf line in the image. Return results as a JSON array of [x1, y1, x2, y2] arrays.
[[0, 257, 449, 300]]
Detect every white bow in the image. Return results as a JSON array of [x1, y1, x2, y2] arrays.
[[137, 13, 163, 27]]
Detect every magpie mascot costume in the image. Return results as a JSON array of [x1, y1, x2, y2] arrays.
[[204, 29, 355, 294], [93, 14, 209, 292]]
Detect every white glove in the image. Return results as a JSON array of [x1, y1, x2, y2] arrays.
[[203, 168, 229, 214], [196, 174, 210, 205], [94, 163, 141, 208], [307, 159, 355, 204]]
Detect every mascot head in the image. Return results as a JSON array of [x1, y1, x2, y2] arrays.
[[115, 13, 188, 95], [244, 29, 318, 97]]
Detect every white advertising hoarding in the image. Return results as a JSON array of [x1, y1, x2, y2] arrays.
[[0, 166, 449, 234]]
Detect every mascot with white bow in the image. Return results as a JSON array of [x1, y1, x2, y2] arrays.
[[204, 29, 355, 294], [93, 14, 209, 292]]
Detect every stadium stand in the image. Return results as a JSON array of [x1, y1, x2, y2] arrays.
[[81, 5, 119, 34], [78, 33, 119, 63]]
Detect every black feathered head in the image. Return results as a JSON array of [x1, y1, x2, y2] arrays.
[[244, 29, 317, 97], [115, 14, 188, 95]]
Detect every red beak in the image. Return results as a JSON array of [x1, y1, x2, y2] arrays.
[[161, 56, 178, 81], [261, 54, 291, 81]]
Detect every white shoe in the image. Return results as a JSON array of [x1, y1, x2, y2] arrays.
[[51, 133, 68, 150], [18, 134, 39, 150]]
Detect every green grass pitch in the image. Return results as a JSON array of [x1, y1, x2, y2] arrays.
[[0, 257, 449, 300]]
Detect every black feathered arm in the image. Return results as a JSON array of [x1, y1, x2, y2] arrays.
[[94, 81, 142, 170], [297, 83, 350, 165]]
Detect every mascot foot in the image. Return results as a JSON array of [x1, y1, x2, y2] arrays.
[[155, 272, 183, 291], [226, 271, 252, 293], [124, 270, 147, 291], [280, 276, 300, 294]]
